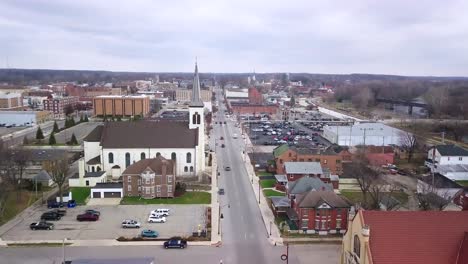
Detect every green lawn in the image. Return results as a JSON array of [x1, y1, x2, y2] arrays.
[[263, 189, 285, 197], [260, 179, 277, 189], [70, 187, 90, 205], [257, 172, 273, 177], [456, 181, 468, 187], [120, 191, 211, 205]]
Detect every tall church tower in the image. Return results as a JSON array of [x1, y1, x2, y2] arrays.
[[189, 61, 205, 178]]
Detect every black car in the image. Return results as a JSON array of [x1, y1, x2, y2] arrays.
[[218, 188, 225, 195], [47, 200, 65, 209], [41, 212, 61, 221], [30, 221, 54, 230], [49, 209, 66, 217], [164, 238, 187, 249], [221, 144, 225, 148]]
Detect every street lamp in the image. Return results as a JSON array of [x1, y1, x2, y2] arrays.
[[218, 203, 230, 235], [269, 221, 272, 236], [258, 181, 261, 204]]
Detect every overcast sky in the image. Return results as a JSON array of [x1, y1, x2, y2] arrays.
[[1, 0, 467, 76]]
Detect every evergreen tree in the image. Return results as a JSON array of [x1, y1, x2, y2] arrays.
[[53, 121, 59, 133], [70, 133, 78, 145], [36, 127, 44, 140], [49, 132, 56, 145], [23, 136, 29, 145], [79, 115, 84, 123], [84, 115, 89, 122], [117, 116, 122, 122], [70, 117, 75, 126]]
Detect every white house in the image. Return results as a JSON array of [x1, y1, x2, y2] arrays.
[[69, 159, 108, 187], [77, 62, 206, 184], [426, 145, 468, 181]]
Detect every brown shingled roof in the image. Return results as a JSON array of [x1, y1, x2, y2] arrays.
[[84, 125, 103, 142], [122, 157, 175, 175], [98, 121, 198, 148], [296, 190, 350, 208]]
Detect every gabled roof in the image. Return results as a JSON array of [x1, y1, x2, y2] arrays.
[[87, 156, 101, 165], [284, 162, 323, 175], [361, 210, 468, 264], [97, 121, 198, 149], [435, 145, 468, 156], [122, 157, 175, 175], [273, 144, 289, 158], [84, 171, 106, 178], [84, 125, 103, 142], [296, 190, 350, 208], [288, 176, 333, 194]]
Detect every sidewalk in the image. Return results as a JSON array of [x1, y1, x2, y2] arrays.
[[243, 136, 283, 246], [210, 151, 221, 244], [1, 239, 213, 247]]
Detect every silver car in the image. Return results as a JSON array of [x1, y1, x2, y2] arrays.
[[121, 219, 141, 228]]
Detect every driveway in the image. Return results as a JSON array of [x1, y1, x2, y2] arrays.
[[1, 204, 206, 241]]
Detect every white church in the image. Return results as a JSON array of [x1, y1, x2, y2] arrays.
[[70, 63, 206, 188]]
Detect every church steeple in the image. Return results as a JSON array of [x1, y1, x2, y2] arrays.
[[190, 61, 204, 107]]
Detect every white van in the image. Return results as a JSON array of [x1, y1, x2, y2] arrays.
[[233, 134, 238, 139], [151, 208, 170, 216]]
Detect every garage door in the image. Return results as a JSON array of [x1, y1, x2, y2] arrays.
[[92, 192, 101, 198], [103, 192, 122, 198]]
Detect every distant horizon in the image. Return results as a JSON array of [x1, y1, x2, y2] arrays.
[[1, 68, 468, 79]]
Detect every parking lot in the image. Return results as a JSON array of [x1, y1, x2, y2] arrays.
[[2, 204, 207, 241]]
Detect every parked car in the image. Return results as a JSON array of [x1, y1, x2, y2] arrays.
[[141, 229, 159, 238], [220, 136, 224, 140], [221, 144, 225, 148], [41, 212, 61, 221], [164, 238, 187, 249], [67, 200, 76, 208], [85, 209, 101, 216], [77, 213, 99, 221], [218, 188, 225, 195], [151, 209, 170, 216], [148, 216, 167, 223], [49, 209, 66, 217], [30, 221, 54, 230], [122, 219, 141, 228], [224, 166, 231, 171], [47, 200, 64, 209]]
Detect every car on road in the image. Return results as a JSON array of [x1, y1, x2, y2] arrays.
[[233, 134, 238, 139], [221, 144, 225, 148], [151, 209, 170, 216], [122, 219, 141, 228], [41, 212, 61, 221], [220, 136, 224, 140], [223, 121, 226, 124], [141, 229, 159, 238], [224, 166, 231, 171], [85, 209, 101, 216], [164, 238, 187, 249], [148, 216, 167, 223], [218, 188, 225, 195], [77, 213, 99, 221], [30, 221, 54, 230]]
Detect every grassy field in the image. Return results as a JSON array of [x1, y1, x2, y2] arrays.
[[260, 179, 276, 189], [456, 181, 468, 187], [263, 189, 285, 197], [341, 190, 409, 204], [0, 191, 39, 226], [70, 187, 91, 205], [120, 191, 211, 205]]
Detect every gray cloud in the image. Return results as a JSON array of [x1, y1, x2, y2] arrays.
[[0, 0, 467, 76]]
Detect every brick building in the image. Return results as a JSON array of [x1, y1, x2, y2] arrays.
[[248, 87, 263, 104], [0, 92, 23, 110], [291, 190, 350, 234], [122, 157, 176, 199], [43, 96, 79, 118], [361, 145, 395, 166], [93, 95, 150, 117], [274, 144, 346, 175], [284, 162, 339, 189], [229, 102, 278, 116]]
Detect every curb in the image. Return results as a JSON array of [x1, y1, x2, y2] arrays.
[[2, 239, 215, 247]]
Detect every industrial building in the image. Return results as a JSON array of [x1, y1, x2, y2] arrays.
[[0, 111, 52, 127], [93, 95, 150, 117], [322, 122, 405, 146]]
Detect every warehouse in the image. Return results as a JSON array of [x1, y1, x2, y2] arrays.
[[0, 111, 51, 127], [322, 122, 405, 147]]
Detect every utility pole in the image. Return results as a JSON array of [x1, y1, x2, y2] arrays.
[[442, 132, 445, 144]]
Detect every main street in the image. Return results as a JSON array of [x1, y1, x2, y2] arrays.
[[0, 89, 340, 264]]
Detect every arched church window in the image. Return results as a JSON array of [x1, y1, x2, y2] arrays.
[[108, 152, 114, 163], [141, 152, 146, 160], [171, 152, 176, 160], [125, 153, 131, 168], [184, 166, 188, 172], [186, 153, 192, 163]]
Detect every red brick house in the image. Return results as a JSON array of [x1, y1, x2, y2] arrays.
[[248, 87, 263, 104], [122, 157, 176, 199], [274, 144, 344, 175], [361, 146, 395, 166], [290, 190, 350, 234]]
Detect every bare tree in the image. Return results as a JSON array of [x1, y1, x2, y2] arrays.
[[343, 154, 380, 207], [43, 157, 69, 203], [400, 131, 418, 162]]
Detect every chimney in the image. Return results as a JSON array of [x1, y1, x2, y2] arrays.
[[161, 160, 167, 180], [78, 158, 85, 184]]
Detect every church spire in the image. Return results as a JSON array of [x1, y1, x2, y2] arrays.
[[190, 61, 204, 107]]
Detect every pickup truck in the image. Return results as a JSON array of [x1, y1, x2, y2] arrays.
[[164, 238, 187, 249]]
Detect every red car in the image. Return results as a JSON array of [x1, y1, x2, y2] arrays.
[[77, 213, 99, 221]]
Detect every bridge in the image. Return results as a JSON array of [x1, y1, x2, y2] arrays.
[[376, 98, 428, 115]]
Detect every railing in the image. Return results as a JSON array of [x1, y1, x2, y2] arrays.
[[345, 251, 360, 264]]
